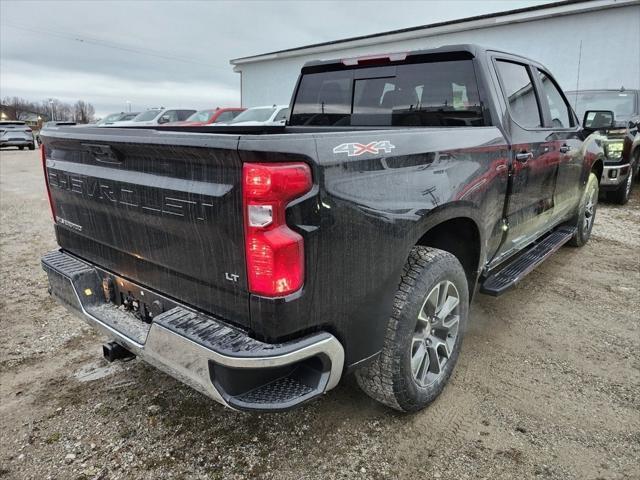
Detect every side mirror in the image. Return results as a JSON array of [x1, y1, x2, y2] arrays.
[[583, 110, 614, 130], [157, 115, 170, 124]]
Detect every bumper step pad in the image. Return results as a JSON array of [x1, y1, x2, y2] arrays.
[[480, 226, 576, 296], [155, 306, 335, 358], [235, 377, 314, 405]]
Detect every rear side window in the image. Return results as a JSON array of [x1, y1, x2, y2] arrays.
[[495, 60, 542, 129], [290, 60, 484, 127], [177, 110, 196, 121], [537, 70, 573, 128]]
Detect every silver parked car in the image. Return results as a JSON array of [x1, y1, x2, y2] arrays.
[[110, 108, 197, 127], [0, 121, 36, 150], [96, 112, 141, 126]]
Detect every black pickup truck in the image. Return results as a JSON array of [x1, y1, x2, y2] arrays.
[[40, 45, 606, 413], [567, 89, 639, 204]]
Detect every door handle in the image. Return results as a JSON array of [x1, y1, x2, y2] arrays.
[[515, 151, 533, 162], [559, 145, 572, 153]]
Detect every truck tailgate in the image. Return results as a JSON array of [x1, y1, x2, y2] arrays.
[[41, 127, 250, 327]]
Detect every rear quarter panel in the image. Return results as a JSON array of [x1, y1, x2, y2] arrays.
[[242, 127, 509, 367]]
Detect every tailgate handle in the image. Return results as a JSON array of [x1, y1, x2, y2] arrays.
[[82, 143, 123, 164]]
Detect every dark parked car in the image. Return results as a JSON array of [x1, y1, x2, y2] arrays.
[[0, 121, 35, 150], [40, 45, 605, 413], [566, 89, 639, 204]]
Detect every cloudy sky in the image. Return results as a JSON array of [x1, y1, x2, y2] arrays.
[[1, 0, 554, 118]]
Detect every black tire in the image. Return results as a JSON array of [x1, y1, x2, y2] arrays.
[[18, 146, 24, 150], [356, 247, 469, 412], [568, 172, 599, 247], [608, 168, 633, 205], [28, 143, 35, 151]]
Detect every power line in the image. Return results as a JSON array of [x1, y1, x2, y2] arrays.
[[2, 21, 228, 70]]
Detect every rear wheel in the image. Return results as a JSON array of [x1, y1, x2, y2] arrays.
[[28, 143, 35, 151], [356, 247, 468, 412], [568, 172, 598, 247], [18, 146, 24, 151]]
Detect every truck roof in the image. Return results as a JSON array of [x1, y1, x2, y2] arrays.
[[301, 43, 542, 71]]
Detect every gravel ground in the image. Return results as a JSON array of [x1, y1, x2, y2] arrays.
[[1, 148, 638, 480]]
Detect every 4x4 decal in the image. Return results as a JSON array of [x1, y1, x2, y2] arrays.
[[333, 141, 395, 157]]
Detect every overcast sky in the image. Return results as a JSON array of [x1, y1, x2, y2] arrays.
[[1, 0, 555, 117]]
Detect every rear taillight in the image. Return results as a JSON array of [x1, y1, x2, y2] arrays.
[[242, 162, 312, 297], [41, 144, 56, 221]]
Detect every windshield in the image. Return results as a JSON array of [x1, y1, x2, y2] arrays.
[[187, 109, 215, 122], [567, 91, 637, 122], [133, 110, 162, 122], [229, 107, 276, 123]]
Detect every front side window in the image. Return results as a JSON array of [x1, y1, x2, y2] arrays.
[[537, 70, 572, 128], [495, 60, 542, 129], [290, 59, 484, 127]]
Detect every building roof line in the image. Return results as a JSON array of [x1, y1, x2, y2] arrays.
[[230, 0, 637, 66]]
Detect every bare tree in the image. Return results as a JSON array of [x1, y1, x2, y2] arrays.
[[74, 100, 96, 124], [1, 96, 38, 120], [1, 96, 96, 123]]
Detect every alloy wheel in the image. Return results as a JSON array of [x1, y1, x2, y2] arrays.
[[411, 280, 460, 387], [584, 188, 596, 232]]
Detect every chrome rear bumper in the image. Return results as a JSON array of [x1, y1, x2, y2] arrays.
[[42, 250, 344, 411]]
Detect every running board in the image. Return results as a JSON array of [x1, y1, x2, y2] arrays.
[[480, 227, 576, 296]]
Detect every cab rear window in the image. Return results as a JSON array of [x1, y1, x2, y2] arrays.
[[290, 60, 484, 127]]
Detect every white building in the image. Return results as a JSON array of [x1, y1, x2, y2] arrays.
[[231, 0, 640, 107]]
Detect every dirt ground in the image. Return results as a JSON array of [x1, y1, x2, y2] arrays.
[[1, 148, 638, 480]]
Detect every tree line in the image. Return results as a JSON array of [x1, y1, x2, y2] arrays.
[[1, 96, 96, 124]]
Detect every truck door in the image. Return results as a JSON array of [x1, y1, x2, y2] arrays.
[[533, 68, 584, 222], [493, 59, 561, 258]]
